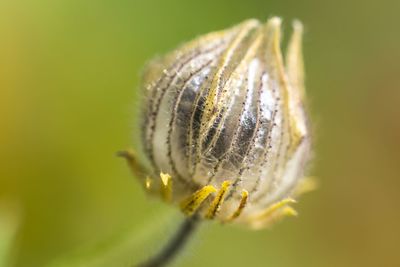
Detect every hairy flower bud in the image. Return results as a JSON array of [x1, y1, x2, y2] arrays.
[[124, 17, 313, 229]]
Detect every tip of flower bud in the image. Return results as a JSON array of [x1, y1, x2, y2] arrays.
[[263, 17, 282, 52], [292, 19, 304, 33], [267, 16, 282, 27]]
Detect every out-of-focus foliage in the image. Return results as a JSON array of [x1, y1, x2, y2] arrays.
[[0, 202, 19, 267], [1, 0, 399, 267]]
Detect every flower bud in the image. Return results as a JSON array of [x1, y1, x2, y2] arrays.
[[135, 17, 312, 228]]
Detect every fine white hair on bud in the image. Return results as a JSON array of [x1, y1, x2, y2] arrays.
[[132, 17, 312, 229]]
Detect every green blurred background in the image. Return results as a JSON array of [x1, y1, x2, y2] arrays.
[[1, 0, 400, 266]]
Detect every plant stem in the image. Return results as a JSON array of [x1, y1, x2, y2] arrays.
[[136, 216, 200, 267]]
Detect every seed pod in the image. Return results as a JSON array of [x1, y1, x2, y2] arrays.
[[124, 17, 312, 229]]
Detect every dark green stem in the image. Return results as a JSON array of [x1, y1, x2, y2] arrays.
[[136, 216, 200, 267]]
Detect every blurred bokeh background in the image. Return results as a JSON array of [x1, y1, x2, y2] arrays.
[[1, 0, 399, 266]]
